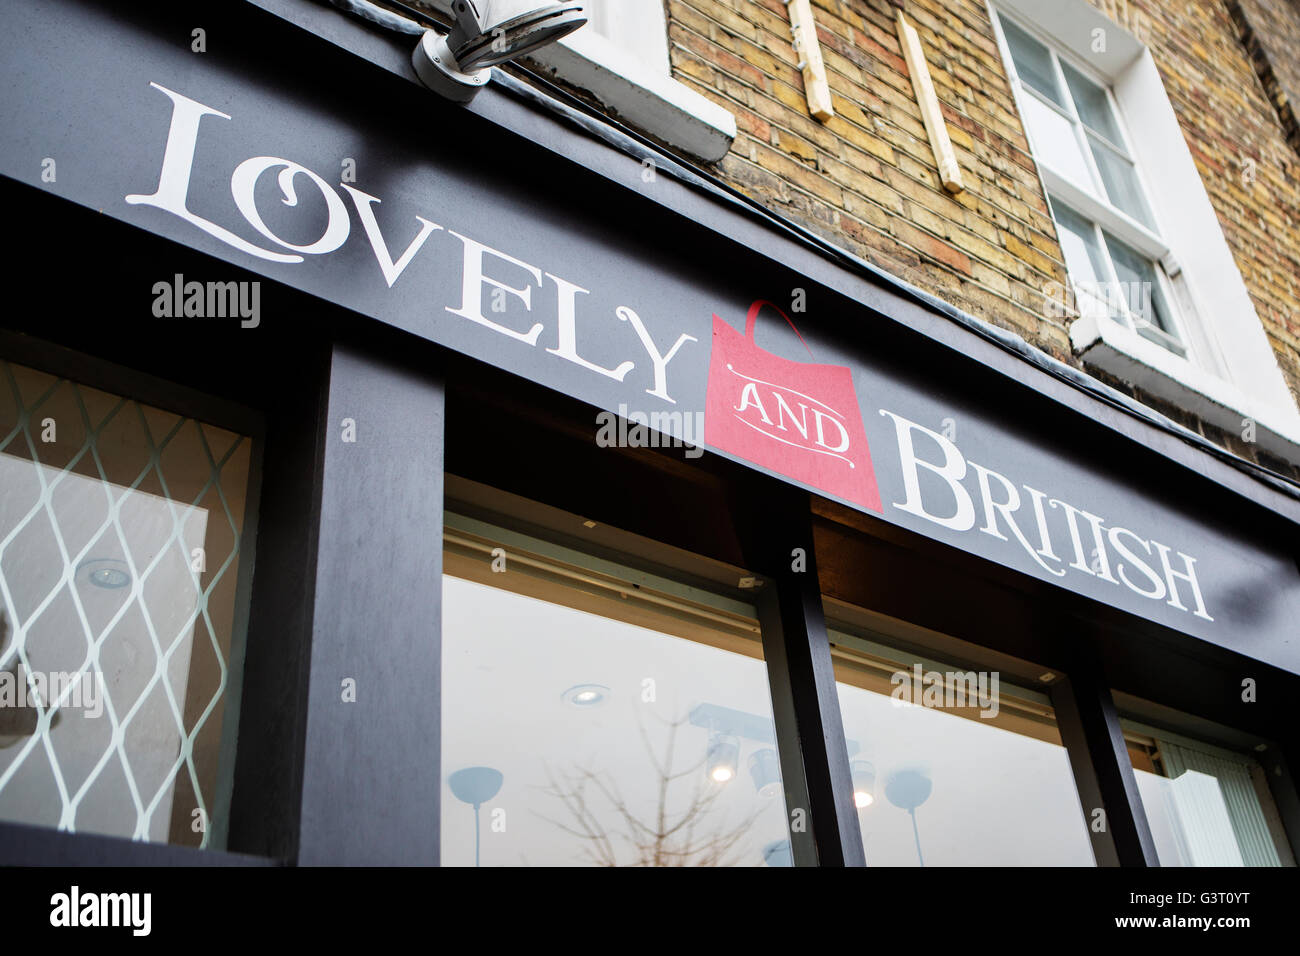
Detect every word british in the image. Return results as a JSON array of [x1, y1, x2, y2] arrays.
[[882, 411, 1213, 620]]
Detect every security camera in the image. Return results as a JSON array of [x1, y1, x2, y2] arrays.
[[413, 1, 587, 102]]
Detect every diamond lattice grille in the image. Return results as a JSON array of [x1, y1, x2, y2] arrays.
[[0, 358, 252, 848]]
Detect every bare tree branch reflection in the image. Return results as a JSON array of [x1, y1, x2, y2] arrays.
[[536, 712, 762, 866]]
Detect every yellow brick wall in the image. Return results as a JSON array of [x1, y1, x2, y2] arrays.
[[665, 0, 1300, 473], [668, 0, 1071, 353]]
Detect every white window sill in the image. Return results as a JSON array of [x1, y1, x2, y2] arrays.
[[522, 28, 736, 162], [1071, 312, 1300, 460]]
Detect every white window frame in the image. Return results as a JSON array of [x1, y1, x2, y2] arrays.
[[989, 0, 1300, 460], [993, 10, 1201, 363]]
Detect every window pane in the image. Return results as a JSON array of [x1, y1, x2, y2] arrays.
[[1089, 135, 1155, 229], [0, 358, 254, 848], [1020, 94, 1095, 192], [832, 637, 1094, 865], [441, 531, 789, 867], [1104, 234, 1176, 336], [1127, 731, 1286, 866], [1050, 199, 1111, 320], [1000, 17, 1063, 105], [1060, 62, 1123, 144]]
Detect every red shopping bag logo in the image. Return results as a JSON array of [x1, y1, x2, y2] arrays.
[[705, 300, 882, 512]]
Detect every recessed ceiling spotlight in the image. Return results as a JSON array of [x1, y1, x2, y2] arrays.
[[747, 747, 781, 797], [77, 559, 131, 590], [851, 760, 876, 808], [705, 732, 740, 784], [561, 683, 609, 707]]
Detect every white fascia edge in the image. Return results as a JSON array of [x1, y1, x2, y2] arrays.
[[1071, 312, 1300, 461], [523, 28, 736, 162]]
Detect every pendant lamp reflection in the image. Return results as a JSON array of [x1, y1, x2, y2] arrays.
[[885, 767, 932, 867], [449, 766, 503, 867], [761, 839, 793, 867]]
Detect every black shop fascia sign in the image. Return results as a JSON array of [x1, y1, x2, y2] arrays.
[[5, 0, 1300, 672]]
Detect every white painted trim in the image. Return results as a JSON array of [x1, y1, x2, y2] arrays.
[[584, 0, 670, 76], [1071, 313, 1300, 458], [526, 27, 737, 162], [1041, 166, 1167, 261], [996, 0, 1144, 73], [1113, 50, 1294, 412]]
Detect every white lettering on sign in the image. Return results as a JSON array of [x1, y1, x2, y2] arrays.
[[125, 81, 695, 403], [879, 410, 1213, 620], [123, 82, 1218, 623], [732, 374, 853, 463]]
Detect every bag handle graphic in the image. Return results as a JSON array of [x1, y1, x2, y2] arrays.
[[744, 299, 815, 360]]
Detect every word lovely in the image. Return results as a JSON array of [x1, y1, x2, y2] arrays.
[[126, 83, 696, 404], [50, 886, 151, 936], [882, 411, 1213, 620]]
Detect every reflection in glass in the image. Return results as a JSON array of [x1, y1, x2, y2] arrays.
[[1104, 233, 1177, 340], [441, 542, 789, 866], [1089, 137, 1155, 229], [1001, 17, 1062, 104], [1060, 62, 1122, 143], [832, 638, 1094, 865], [1020, 95, 1095, 193], [1127, 733, 1285, 866], [1051, 198, 1111, 322]]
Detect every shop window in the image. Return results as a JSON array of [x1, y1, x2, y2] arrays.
[[829, 627, 1095, 865], [1123, 721, 1292, 866], [441, 513, 790, 866], [0, 358, 254, 848]]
